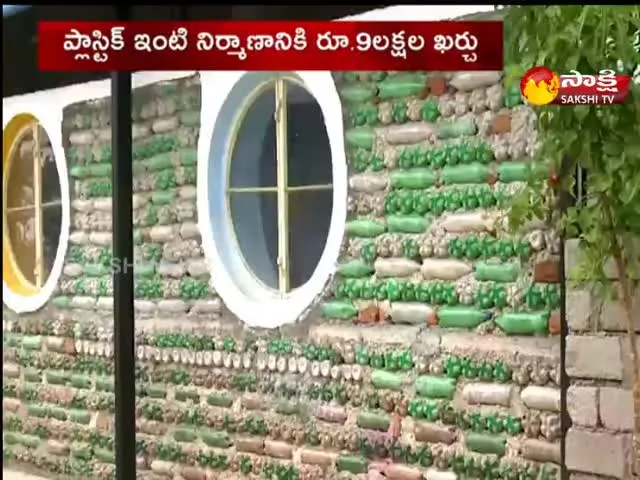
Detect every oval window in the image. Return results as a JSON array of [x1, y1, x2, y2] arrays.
[[227, 78, 333, 293], [3, 117, 63, 298], [199, 71, 348, 328]]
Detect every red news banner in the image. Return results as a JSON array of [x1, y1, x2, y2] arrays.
[[37, 21, 504, 72]]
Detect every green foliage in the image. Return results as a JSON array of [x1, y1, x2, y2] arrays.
[[505, 8, 640, 447], [504, 6, 640, 284]]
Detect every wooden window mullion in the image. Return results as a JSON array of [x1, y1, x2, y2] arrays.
[[275, 78, 290, 294], [286, 184, 333, 192], [32, 122, 44, 288]]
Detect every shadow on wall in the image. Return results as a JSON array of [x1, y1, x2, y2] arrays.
[[228, 81, 333, 291]]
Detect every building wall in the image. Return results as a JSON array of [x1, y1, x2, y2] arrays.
[[565, 239, 638, 479], [2, 67, 567, 480], [7, 6, 634, 480]]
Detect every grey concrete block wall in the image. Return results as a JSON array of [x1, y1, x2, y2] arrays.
[[565, 238, 639, 479]]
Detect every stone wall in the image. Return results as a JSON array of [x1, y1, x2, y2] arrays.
[[3, 71, 564, 480], [565, 239, 638, 479]]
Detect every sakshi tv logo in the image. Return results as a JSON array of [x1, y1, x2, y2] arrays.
[[520, 66, 631, 106]]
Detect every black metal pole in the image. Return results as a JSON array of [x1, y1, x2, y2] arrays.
[[112, 5, 135, 480], [558, 157, 577, 480]]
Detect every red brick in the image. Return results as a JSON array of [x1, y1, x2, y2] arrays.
[[491, 112, 512, 134], [534, 260, 560, 283], [64, 338, 77, 355], [428, 76, 447, 96], [426, 310, 438, 327], [46, 336, 77, 355], [548, 311, 561, 335], [387, 413, 402, 440], [356, 305, 380, 325]]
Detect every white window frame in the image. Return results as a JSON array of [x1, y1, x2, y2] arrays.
[[197, 71, 347, 329]]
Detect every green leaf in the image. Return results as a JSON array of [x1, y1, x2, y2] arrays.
[[504, 5, 640, 287]]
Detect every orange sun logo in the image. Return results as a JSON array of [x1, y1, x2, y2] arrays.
[[520, 66, 561, 106]]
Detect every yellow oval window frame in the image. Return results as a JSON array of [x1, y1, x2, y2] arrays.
[[3, 113, 50, 296]]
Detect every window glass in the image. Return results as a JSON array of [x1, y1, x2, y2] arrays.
[[229, 191, 278, 290], [226, 78, 333, 294], [42, 204, 62, 280], [286, 83, 333, 187], [6, 208, 37, 284], [3, 121, 62, 290], [40, 126, 61, 205], [6, 129, 34, 209], [287, 189, 332, 289], [228, 86, 277, 189]]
